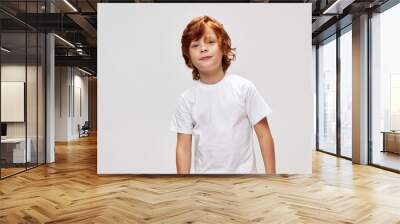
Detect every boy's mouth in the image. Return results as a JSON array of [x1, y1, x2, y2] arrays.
[[199, 56, 212, 61]]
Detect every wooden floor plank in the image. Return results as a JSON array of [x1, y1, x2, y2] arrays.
[[0, 134, 399, 223]]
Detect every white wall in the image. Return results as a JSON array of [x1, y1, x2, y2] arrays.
[[312, 45, 316, 150], [98, 3, 313, 174], [55, 67, 69, 141], [55, 67, 89, 141], [72, 72, 89, 138]]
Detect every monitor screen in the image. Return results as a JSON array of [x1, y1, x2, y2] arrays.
[[1, 123, 7, 137]]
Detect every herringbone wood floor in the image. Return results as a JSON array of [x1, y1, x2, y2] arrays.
[[0, 134, 400, 223]]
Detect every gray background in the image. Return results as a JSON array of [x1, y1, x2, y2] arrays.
[[97, 3, 313, 174]]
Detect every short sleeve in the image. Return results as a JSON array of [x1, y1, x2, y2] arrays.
[[245, 82, 272, 125], [170, 94, 194, 134]]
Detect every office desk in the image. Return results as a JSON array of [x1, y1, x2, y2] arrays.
[[1, 138, 32, 163], [382, 131, 400, 154]]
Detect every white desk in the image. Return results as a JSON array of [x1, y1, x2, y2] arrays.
[[1, 138, 32, 163]]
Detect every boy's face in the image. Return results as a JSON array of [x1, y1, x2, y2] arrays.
[[188, 26, 223, 74]]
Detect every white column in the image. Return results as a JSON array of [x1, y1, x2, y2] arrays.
[[352, 14, 369, 164], [46, 1, 55, 163], [46, 33, 55, 163]]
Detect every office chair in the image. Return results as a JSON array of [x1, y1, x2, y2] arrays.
[[79, 121, 90, 138]]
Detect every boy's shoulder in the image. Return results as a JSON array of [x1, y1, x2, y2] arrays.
[[228, 73, 252, 84], [177, 82, 198, 103], [227, 73, 255, 90], [181, 82, 198, 96]]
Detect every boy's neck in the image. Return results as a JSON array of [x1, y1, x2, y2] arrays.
[[199, 69, 225, 85]]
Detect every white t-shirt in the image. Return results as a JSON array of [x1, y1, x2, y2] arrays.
[[170, 73, 272, 174]]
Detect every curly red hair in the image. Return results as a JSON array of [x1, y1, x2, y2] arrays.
[[181, 15, 236, 80]]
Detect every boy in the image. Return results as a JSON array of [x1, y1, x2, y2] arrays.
[[170, 15, 275, 174]]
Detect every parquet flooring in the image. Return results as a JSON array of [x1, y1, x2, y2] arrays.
[[1, 167, 26, 178], [0, 134, 399, 223]]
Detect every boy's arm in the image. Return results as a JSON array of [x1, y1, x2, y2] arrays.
[[176, 133, 192, 174], [254, 117, 276, 174]]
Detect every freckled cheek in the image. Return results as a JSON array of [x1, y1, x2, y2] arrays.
[[188, 52, 198, 63], [212, 49, 222, 60], [211, 46, 222, 57]]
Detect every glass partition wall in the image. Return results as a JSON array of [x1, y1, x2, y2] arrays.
[[316, 0, 400, 172], [0, 31, 27, 177], [317, 35, 337, 155], [0, 1, 46, 179], [339, 27, 352, 159], [316, 26, 353, 159], [370, 2, 400, 172]]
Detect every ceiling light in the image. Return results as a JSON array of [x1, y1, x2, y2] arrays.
[[323, 0, 341, 14], [78, 67, 93, 76], [63, 0, 78, 12], [54, 34, 75, 48], [322, 0, 355, 15], [1, 47, 11, 53]]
